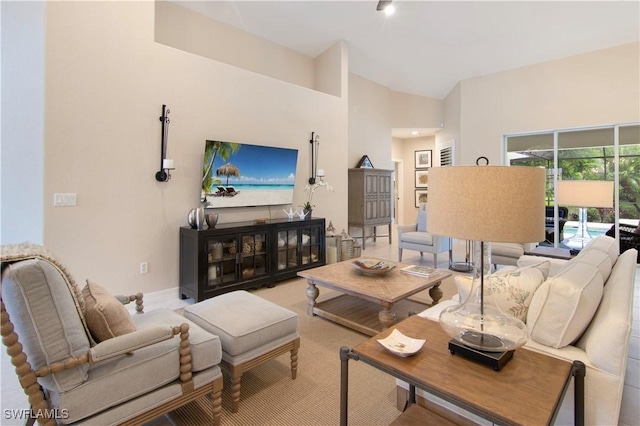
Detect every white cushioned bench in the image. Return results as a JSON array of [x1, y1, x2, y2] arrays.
[[184, 290, 300, 412]]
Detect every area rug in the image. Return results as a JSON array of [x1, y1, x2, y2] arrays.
[[164, 275, 457, 425]]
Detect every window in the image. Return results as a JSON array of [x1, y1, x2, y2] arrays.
[[505, 124, 640, 248]]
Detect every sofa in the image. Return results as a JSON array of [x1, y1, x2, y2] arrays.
[[398, 236, 636, 426]]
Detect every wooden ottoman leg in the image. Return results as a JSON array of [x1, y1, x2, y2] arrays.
[[212, 377, 223, 426], [229, 364, 243, 413], [290, 338, 301, 380]]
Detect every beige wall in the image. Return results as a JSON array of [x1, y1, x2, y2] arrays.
[[42, 1, 348, 295], [391, 91, 443, 129], [437, 82, 461, 166], [155, 1, 316, 92], [348, 73, 394, 171], [455, 42, 640, 165]]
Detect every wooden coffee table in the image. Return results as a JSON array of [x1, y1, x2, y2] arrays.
[[297, 260, 451, 336], [340, 315, 585, 425]]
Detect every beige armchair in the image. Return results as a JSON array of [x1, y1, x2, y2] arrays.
[[398, 203, 451, 265], [490, 242, 537, 268], [1, 243, 223, 425]]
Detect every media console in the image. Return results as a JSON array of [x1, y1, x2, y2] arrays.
[[179, 218, 325, 302]]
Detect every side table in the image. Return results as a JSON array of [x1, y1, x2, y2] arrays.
[[525, 245, 575, 260], [340, 315, 585, 426]]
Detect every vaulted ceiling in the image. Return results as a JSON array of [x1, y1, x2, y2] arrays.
[[176, 1, 639, 100]]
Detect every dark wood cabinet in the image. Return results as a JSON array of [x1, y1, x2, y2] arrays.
[[180, 218, 325, 302], [348, 168, 393, 249]]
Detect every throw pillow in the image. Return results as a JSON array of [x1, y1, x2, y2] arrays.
[[454, 260, 549, 322], [82, 280, 136, 342]]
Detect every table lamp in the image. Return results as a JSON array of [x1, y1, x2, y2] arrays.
[[556, 180, 614, 250], [427, 166, 545, 369]]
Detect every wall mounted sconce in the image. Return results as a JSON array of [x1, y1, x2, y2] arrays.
[[156, 104, 175, 182], [309, 132, 320, 184]]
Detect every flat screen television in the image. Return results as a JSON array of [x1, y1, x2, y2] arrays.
[[201, 140, 299, 208]]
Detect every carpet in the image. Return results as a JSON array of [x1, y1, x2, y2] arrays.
[[161, 275, 457, 426]]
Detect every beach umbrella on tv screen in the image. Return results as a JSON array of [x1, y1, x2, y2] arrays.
[[216, 162, 240, 185]]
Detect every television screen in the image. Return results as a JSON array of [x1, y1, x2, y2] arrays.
[[201, 140, 299, 208]]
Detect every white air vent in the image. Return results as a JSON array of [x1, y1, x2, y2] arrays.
[[437, 139, 456, 166]]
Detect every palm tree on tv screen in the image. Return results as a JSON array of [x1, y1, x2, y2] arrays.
[[202, 141, 240, 194]]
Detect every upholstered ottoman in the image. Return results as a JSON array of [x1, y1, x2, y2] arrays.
[[183, 290, 300, 412]]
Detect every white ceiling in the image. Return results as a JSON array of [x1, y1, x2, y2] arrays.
[[175, 1, 639, 137]]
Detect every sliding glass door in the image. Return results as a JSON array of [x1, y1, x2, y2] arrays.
[[505, 124, 640, 251]]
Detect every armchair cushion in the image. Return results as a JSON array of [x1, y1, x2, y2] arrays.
[[53, 308, 223, 424], [82, 281, 136, 343], [2, 258, 90, 393], [400, 231, 434, 246]]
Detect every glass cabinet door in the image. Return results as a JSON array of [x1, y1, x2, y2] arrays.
[[277, 229, 299, 270], [239, 231, 269, 280], [301, 225, 322, 266], [205, 235, 239, 289]]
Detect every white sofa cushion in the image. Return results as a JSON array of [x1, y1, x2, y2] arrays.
[[571, 249, 614, 284], [454, 261, 549, 322], [527, 261, 604, 348], [576, 235, 618, 264]]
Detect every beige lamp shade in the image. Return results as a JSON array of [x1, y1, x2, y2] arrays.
[[427, 166, 545, 243], [556, 180, 614, 208]]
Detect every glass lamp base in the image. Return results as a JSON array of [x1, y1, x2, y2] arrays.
[[460, 330, 508, 350]]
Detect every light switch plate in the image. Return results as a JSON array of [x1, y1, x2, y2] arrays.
[[53, 193, 77, 206]]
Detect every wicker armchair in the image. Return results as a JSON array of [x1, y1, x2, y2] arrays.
[[606, 223, 640, 262], [1, 243, 223, 425]]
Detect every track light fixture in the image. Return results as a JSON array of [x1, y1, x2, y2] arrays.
[[376, 0, 395, 15]]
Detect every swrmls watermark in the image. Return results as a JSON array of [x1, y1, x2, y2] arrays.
[[4, 408, 70, 421]]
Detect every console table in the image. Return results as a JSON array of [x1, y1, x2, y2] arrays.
[[180, 218, 325, 301], [340, 315, 585, 426]]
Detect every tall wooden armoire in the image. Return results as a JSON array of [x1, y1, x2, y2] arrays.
[[347, 168, 393, 250]]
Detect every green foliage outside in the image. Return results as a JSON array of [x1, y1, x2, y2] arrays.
[[511, 145, 640, 223]]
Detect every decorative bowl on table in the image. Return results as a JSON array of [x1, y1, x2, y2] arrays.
[[377, 329, 426, 357], [351, 258, 396, 276]]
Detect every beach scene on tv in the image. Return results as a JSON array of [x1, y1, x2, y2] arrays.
[[202, 140, 299, 208]]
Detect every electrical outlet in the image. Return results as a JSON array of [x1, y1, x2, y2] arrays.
[[139, 262, 149, 274]]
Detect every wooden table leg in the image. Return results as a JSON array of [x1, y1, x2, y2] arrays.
[[429, 283, 443, 305], [362, 226, 366, 250], [379, 302, 396, 330], [306, 281, 319, 316]]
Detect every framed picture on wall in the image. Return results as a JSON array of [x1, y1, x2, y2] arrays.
[[415, 190, 428, 207], [415, 170, 429, 188], [415, 150, 432, 168]]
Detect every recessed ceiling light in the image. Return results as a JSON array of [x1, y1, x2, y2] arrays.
[[384, 5, 395, 16]]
